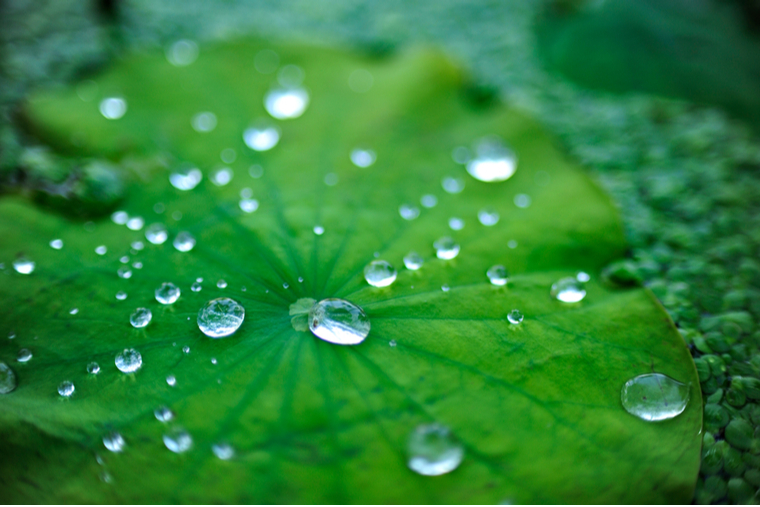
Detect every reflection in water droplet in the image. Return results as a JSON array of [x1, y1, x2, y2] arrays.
[[50, 239, 63, 250], [99, 97, 127, 120], [192, 111, 217, 133], [434, 237, 460, 260], [116, 291, 127, 300], [0, 362, 17, 394], [145, 223, 168, 245], [130, 308, 152, 328], [17, 348, 32, 363], [264, 88, 309, 120], [87, 362, 100, 374], [399, 204, 419, 220], [350, 148, 376, 168], [403, 251, 424, 271], [154, 406, 174, 422], [507, 309, 523, 325], [550, 277, 586, 303], [420, 194, 438, 208], [58, 381, 75, 398], [191, 282, 202, 292], [115, 348, 142, 373], [117, 267, 132, 279], [166, 39, 198, 66], [239, 198, 259, 213], [126, 217, 144, 231], [466, 137, 517, 182], [103, 432, 125, 452], [487, 265, 508, 286], [166, 375, 177, 387], [211, 167, 233, 186], [478, 208, 499, 226], [13, 257, 35, 274], [407, 423, 464, 476], [309, 298, 370, 345], [217, 279, 227, 289], [155, 283, 181, 304], [442, 177, 464, 194], [173, 231, 196, 252], [212, 443, 235, 460], [514, 194, 531, 208], [448, 217, 464, 231], [254, 49, 279, 74], [163, 428, 192, 453], [197, 298, 245, 338], [243, 122, 280, 151], [621, 373, 690, 421], [313, 225, 324, 235], [348, 69, 374, 93], [364, 260, 397, 288], [170, 167, 202, 191]]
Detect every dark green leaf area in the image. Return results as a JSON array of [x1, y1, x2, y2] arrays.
[[0, 40, 700, 503]]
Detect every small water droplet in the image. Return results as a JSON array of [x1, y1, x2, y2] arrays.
[[99, 97, 127, 120], [155, 282, 181, 304], [420, 194, 438, 208], [87, 362, 100, 374], [265, 87, 309, 119], [621, 373, 690, 421], [173, 232, 196, 252], [13, 256, 35, 274], [115, 292, 128, 302], [163, 428, 192, 453], [145, 223, 168, 245], [243, 122, 280, 151], [95, 245, 107, 256], [441, 285, 450, 292], [191, 282, 202, 292], [191, 111, 217, 133], [130, 308, 152, 328], [448, 217, 464, 231], [507, 240, 518, 249], [399, 204, 420, 220], [170, 167, 202, 191], [576, 271, 590, 283], [350, 148, 376, 168], [514, 194, 531, 208], [154, 406, 174, 422], [166, 375, 177, 386], [507, 309, 523, 325], [478, 208, 499, 226], [103, 432, 125, 452], [120, 256, 130, 264], [0, 362, 17, 394], [452, 146, 472, 164], [171, 211, 182, 221], [550, 277, 586, 303], [313, 225, 324, 235], [216, 279, 227, 289], [212, 443, 235, 460], [69, 308, 79, 315], [131, 241, 144, 251], [112, 211, 128, 225], [389, 340, 397, 348], [17, 348, 32, 363], [166, 39, 198, 66], [211, 167, 233, 186], [407, 423, 464, 476], [132, 261, 143, 269], [239, 198, 259, 213], [487, 265, 508, 286], [298, 277, 304, 283], [99, 470, 113, 484], [324, 172, 338, 186], [403, 251, 424, 271], [117, 267, 132, 279], [50, 239, 63, 250], [434, 237, 460, 260], [364, 260, 397, 288], [115, 348, 142, 373], [442, 177, 464, 194], [58, 381, 75, 397], [309, 299, 370, 345], [126, 217, 144, 231], [248, 164, 264, 178], [197, 298, 245, 338], [179, 346, 189, 355], [466, 137, 517, 182], [211, 358, 217, 365]]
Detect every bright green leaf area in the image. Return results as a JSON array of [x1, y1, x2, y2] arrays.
[[1, 40, 701, 503]]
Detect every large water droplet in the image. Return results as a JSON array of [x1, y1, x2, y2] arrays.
[[163, 428, 192, 453], [170, 167, 202, 191], [13, 256, 35, 274], [166, 39, 198, 66], [364, 260, 397, 288], [155, 282, 181, 304], [103, 432, 125, 453], [145, 223, 168, 245], [17, 348, 32, 363], [403, 251, 424, 271], [0, 362, 17, 394], [621, 373, 690, 421], [58, 381, 75, 398], [487, 265, 508, 286], [309, 299, 370, 345], [243, 122, 280, 151], [264, 87, 309, 119], [550, 277, 586, 303], [115, 348, 142, 373], [173, 231, 196, 252], [407, 423, 464, 476], [350, 148, 376, 168], [197, 298, 245, 338], [99, 97, 127, 120], [478, 208, 499, 226], [434, 237, 460, 260], [154, 406, 175, 422], [50, 239, 63, 250], [191, 111, 217, 133], [507, 309, 523, 325], [87, 362, 101, 374], [466, 137, 517, 182], [399, 204, 420, 221], [212, 443, 235, 460], [130, 308, 152, 328]]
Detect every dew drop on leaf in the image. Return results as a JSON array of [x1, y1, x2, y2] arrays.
[[191, 111, 216, 133], [58, 381, 75, 398], [621, 373, 690, 422], [216, 279, 227, 289], [576, 271, 591, 283], [466, 137, 517, 182], [16, 348, 32, 363], [211, 167, 233, 186], [399, 204, 420, 220], [116, 291, 127, 300], [154, 406, 174, 422], [87, 362, 100, 374], [155, 282, 181, 305], [478, 208, 499, 226], [308, 298, 370, 345], [129, 308, 151, 328], [166, 375, 177, 387], [363, 260, 397, 288], [403, 251, 424, 271], [243, 122, 280, 151], [191, 282, 202, 292], [212, 443, 235, 460], [95, 245, 107, 255], [550, 277, 586, 303], [264, 87, 309, 119], [507, 309, 523, 325], [111, 210, 128, 225], [350, 148, 376, 168], [163, 428, 192, 453], [145, 223, 168, 245], [103, 432, 126, 453], [487, 265, 508, 286], [433, 237, 460, 260], [441, 176, 464, 194], [407, 423, 464, 476], [13, 256, 35, 275], [448, 217, 464, 231], [169, 167, 202, 191], [313, 225, 324, 235], [420, 194, 437, 208], [0, 362, 17, 394], [173, 231, 196, 252], [126, 217, 144, 231], [115, 348, 142, 373], [99, 97, 127, 120], [49, 239, 63, 250], [197, 298, 245, 338], [166, 40, 198, 67], [117, 267, 132, 279]]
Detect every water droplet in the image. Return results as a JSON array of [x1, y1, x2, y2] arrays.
[[448, 217, 464, 231], [0, 362, 17, 394], [120, 256, 130, 264], [364, 260, 397, 288], [99, 97, 127, 120], [163, 428, 192, 453], [145, 223, 168, 245], [399, 204, 420, 220], [441, 284, 450, 292], [249, 164, 264, 178], [197, 298, 245, 338], [131, 241, 144, 251], [451, 146, 472, 164], [576, 271, 590, 283], [211, 358, 218, 365], [171, 211, 182, 221], [216, 279, 227, 289], [154, 406, 174, 422], [87, 362, 100, 374], [507, 240, 518, 249], [115, 291, 127, 300], [487, 265, 508, 286], [191, 111, 217, 133], [169, 167, 202, 191], [50, 239, 63, 250], [507, 309, 523, 325], [550, 277, 586, 303], [309, 224, 325, 236], [243, 122, 280, 151], [324, 173, 338, 186], [103, 432, 125, 452], [166, 375, 177, 387], [117, 267, 132, 279], [264, 87, 309, 120], [115, 348, 142, 373], [442, 177, 464, 194], [478, 208, 499, 226], [434, 237, 460, 260], [173, 232, 196, 252], [166, 39, 198, 66], [191, 282, 202, 292], [389, 340, 397, 348], [466, 137, 517, 182], [309, 299, 370, 345], [239, 198, 259, 213], [514, 194, 531, 208], [99, 471, 113, 484], [350, 148, 376, 168], [155, 283, 180, 304], [621, 373, 690, 421], [126, 217, 144, 231], [130, 308, 152, 328], [69, 308, 79, 315], [211, 167, 233, 186], [95, 245, 107, 255], [407, 423, 464, 476], [348, 69, 374, 93], [283, 282, 289, 289], [420, 194, 438, 208], [403, 251, 424, 271], [13, 256, 35, 274], [112, 211, 128, 224], [212, 443, 235, 460], [254, 49, 279, 74], [17, 348, 32, 363], [181, 346, 190, 354], [58, 381, 75, 398]]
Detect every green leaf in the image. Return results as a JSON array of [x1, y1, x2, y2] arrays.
[[1, 40, 701, 503]]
